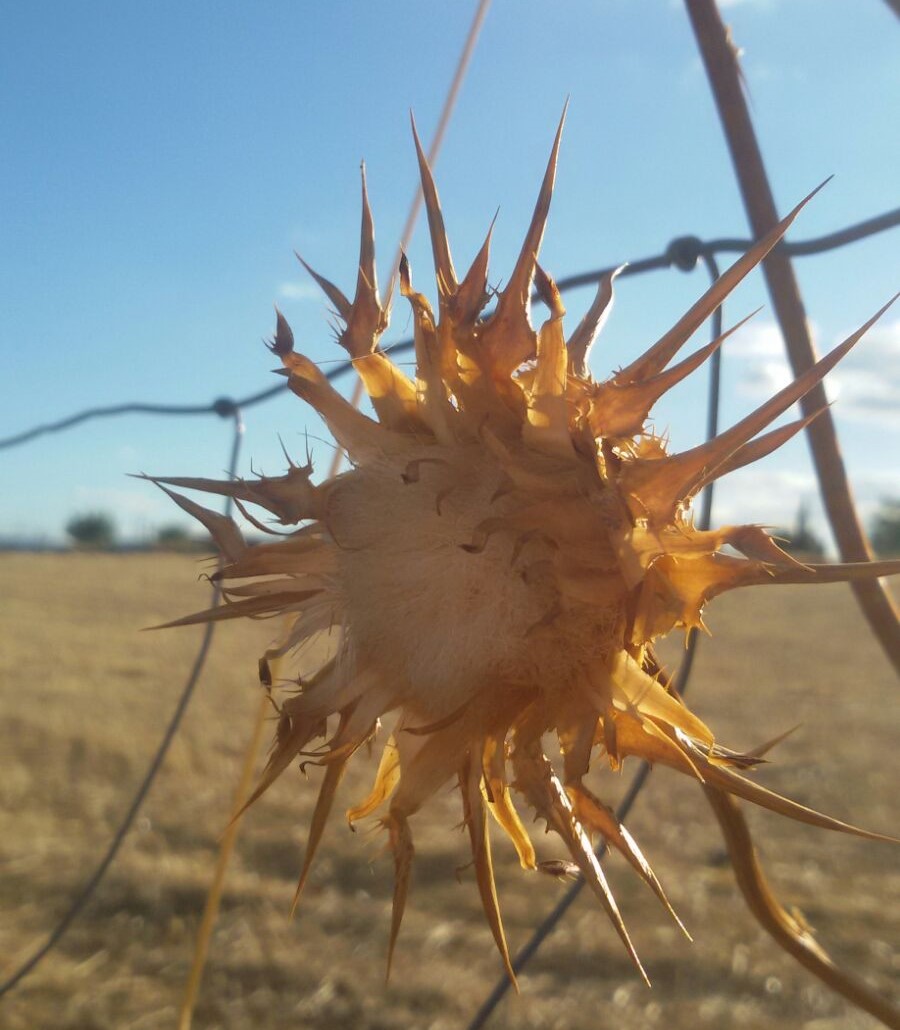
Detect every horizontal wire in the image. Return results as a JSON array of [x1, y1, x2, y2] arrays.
[[2, 205, 897, 452], [0, 203, 894, 1002], [466, 252, 723, 1030], [0, 411, 244, 1000]]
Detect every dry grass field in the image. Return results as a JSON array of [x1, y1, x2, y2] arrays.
[[1, 552, 897, 1029]]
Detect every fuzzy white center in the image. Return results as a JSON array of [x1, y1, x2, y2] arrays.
[[328, 446, 622, 719]]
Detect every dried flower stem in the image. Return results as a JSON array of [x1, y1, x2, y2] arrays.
[[685, 0, 900, 672], [706, 787, 900, 1029], [333, 0, 493, 479], [180, 4, 494, 1013], [178, 690, 270, 1030]]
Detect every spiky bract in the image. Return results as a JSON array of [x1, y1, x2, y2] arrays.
[[150, 113, 898, 995]]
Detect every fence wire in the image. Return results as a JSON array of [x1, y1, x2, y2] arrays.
[[2, 206, 897, 453], [0, 408, 244, 999], [0, 206, 897, 1009], [467, 252, 722, 1029]]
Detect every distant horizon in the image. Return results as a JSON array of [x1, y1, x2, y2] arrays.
[[3, 2, 898, 549], [5, 500, 895, 561]]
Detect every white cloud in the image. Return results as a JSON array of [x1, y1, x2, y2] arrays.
[[730, 319, 809, 402], [727, 317, 900, 430], [277, 280, 323, 302], [826, 319, 900, 430], [732, 319, 786, 359], [116, 443, 139, 462], [706, 461, 898, 556], [72, 485, 165, 516], [710, 467, 818, 532]]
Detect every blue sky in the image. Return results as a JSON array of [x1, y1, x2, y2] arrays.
[[2, 0, 898, 547]]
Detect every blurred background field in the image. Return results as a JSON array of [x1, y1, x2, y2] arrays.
[[1, 552, 897, 1029], [3, 4, 899, 1028]]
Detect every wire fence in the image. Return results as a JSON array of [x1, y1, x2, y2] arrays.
[[3, 205, 898, 453], [1, 205, 897, 1017]]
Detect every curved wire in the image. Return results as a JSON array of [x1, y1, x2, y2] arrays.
[[697, 254, 723, 547], [0, 409, 245, 1000], [1, 205, 897, 452], [465, 254, 725, 1030], [0, 0, 494, 1002], [0, 205, 895, 1004], [703, 205, 900, 257]]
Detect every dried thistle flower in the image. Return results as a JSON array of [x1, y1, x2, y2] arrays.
[[149, 112, 898, 997]]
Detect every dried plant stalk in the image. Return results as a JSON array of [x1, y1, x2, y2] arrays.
[[685, 0, 900, 672], [149, 113, 898, 1017]]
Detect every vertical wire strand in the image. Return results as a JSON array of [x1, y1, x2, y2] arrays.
[[328, 0, 493, 479], [177, 689, 270, 1030], [465, 262, 726, 1030], [175, 6, 494, 1002], [685, 0, 900, 673], [0, 409, 244, 1000]]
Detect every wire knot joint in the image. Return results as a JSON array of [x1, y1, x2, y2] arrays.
[[666, 235, 704, 272], [212, 397, 239, 419]]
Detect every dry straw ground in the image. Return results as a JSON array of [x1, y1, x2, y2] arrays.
[[1, 552, 897, 1029]]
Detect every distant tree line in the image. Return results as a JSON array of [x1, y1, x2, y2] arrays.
[[64, 498, 900, 557], [774, 502, 824, 558], [870, 497, 900, 556], [65, 513, 210, 552], [65, 512, 117, 549], [763, 498, 900, 559]]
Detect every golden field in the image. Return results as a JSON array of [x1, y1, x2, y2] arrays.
[[0, 552, 897, 1029]]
